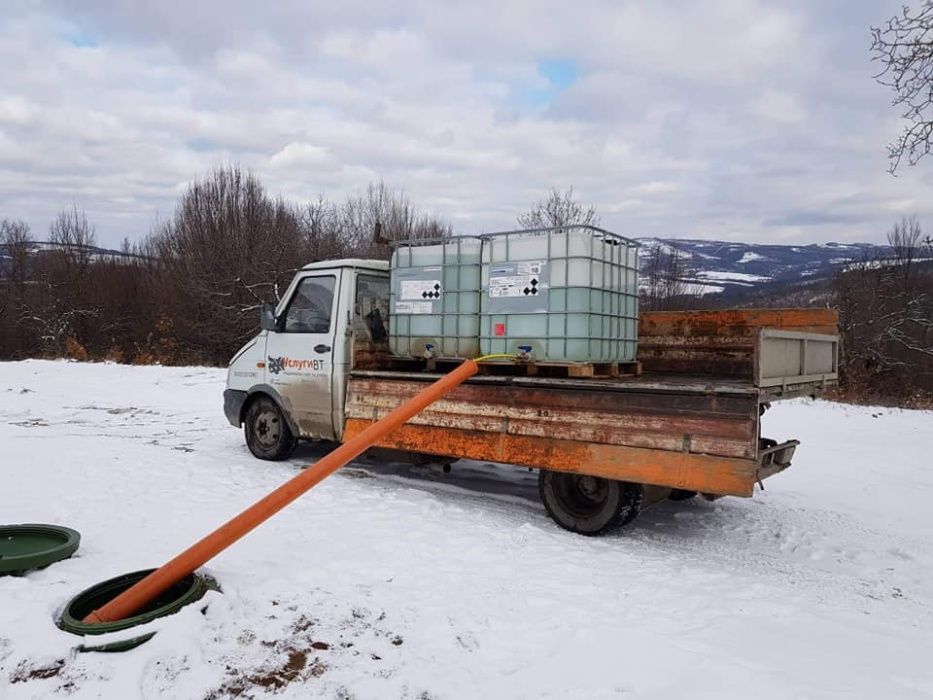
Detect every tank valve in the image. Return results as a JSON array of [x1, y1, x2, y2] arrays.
[[517, 345, 533, 362], [423, 343, 437, 360]]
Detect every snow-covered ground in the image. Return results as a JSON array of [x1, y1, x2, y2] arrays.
[[737, 251, 766, 264], [2, 360, 932, 699], [695, 270, 771, 283]]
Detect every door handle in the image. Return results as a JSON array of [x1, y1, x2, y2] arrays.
[[314, 344, 331, 354]]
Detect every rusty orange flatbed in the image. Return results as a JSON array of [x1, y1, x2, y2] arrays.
[[346, 372, 763, 497], [343, 309, 839, 500]]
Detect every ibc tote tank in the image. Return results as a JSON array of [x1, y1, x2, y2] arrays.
[[388, 236, 482, 358], [479, 226, 639, 363]]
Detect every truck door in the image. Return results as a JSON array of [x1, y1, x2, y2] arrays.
[[266, 271, 341, 440]]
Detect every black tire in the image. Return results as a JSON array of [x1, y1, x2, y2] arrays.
[[244, 396, 297, 461], [669, 489, 697, 502], [538, 471, 643, 536]]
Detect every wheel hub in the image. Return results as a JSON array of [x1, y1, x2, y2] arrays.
[[255, 410, 281, 447], [577, 476, 602, 500], [551, 473, 611, 518]]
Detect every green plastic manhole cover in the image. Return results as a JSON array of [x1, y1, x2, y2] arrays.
[[0, 524, 81, 575], [58, 568, 220, 652]]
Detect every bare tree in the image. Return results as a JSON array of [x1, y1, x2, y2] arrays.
[[0, 218, 31, 282], [517, 187, 601, 229], [641, 240, 695, 310], [888, 214, 924, 270], [871, 2, 933, 172], [833, 216, 933, 401], [338, 181, 452, 258], [22, 205, 103, 355], [300, 194, 344, 261], [48, 203, 97, 269], [144, 165, 309, 360], [0, 220, 33, 357]]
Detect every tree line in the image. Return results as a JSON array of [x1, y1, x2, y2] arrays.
[[832, 217, 933, 405], [1, 177, 930, 405], [0, 166, 451, 365]]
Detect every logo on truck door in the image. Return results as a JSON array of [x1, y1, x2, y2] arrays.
[[267, 356, 327, 374]]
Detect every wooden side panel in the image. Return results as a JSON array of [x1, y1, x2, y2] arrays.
[[637, 308, 839, 378], [343, 418, 757, 497], [639, 308, 839, 337], [347, 378, 758, 459]]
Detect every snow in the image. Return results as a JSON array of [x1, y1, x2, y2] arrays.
[[736, 251, 765, 264], [696, 270, 770, 283], [640, 239, 693, 259], [686, 282, 726, 296], [2, 360, 932, 699]]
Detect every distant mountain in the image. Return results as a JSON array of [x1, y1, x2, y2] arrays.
[[0, 236, 893, 306], [636, 238, 890, 302], [0, 241, 151, 276]]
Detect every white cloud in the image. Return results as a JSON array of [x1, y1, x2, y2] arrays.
[[0, 0, 928, 246], [269, 142, 340, 172], [750, 89, 808, 125]]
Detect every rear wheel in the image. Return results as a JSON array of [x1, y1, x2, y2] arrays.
[[244, 396, 296, 461], [538, 471, 642, 536]]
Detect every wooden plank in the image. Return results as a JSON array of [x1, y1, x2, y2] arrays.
[[349, 377, 758, 416], [346, 376, 759, 459], [639, 308, 839, 338], [349, 404, 755, 458], [566, 364, 594, 378], [343, 419, 758, 497]]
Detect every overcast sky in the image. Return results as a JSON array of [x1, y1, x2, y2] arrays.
[[1, 0, 931, 247]]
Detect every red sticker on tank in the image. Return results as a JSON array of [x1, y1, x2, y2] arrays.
[[494, 323, 506, 336]]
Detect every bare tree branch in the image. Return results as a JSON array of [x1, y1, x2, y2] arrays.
[[871, 2, 933, 172]]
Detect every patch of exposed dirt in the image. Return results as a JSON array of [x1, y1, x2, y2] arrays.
[[207, 648, 326, 698], [9, 658, 65, 683], [205, 604, 408, 697]]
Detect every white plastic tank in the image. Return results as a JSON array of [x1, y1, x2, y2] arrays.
[[479, 226, 639, 363], [389, 236, 482, 358]]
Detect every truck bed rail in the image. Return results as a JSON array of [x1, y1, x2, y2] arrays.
[[637, 308, 838, 397]]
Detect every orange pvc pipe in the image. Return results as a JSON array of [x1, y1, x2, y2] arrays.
[[84, 359, 479, 623]]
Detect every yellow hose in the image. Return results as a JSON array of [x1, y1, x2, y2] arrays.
[[474, 353, 520, 363]]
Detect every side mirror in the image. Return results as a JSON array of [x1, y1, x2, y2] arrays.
[[260, 302, 277, 331]]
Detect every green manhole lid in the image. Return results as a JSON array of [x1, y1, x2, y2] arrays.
[[58, 568, 220, 652], [0, 524, 81, 575]]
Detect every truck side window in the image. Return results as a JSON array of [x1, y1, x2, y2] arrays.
[[283, 276, 336, 333], [356, 274, 390, 341]]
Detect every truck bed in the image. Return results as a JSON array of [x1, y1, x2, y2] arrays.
[[343, 309, 839, 497]]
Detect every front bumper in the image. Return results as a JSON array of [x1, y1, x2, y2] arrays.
[[223, 389, 247, 427]]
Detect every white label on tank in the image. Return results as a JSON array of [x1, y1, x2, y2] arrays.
[[517, 261, 542, 276], [400, 279, 442, 301], [489, 261, 544, 298], [394, 301, 433, 314]]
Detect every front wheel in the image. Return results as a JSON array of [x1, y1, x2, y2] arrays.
[[244, 396, 297, 461], [538, 470, 643, 536]]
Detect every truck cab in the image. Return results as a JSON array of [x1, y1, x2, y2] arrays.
[[224, 259, 389, 459]]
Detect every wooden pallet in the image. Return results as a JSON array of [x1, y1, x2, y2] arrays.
[[384, 356, 642, 379]]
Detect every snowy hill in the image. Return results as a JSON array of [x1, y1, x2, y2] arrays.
[[637, 238, 889, 297]]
